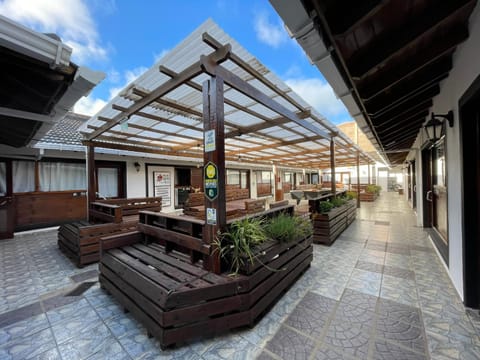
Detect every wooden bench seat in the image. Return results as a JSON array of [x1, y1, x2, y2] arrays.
[[99, 222, 312, 348], [58, 197, 162, 267], [183, 192, 265, 220]]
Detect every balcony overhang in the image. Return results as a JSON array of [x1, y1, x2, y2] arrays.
[[0, 15, 104, 148], [271, 0, 478, 165]]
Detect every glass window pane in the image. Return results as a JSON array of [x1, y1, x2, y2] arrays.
[[227, 170, 240, 186], [0, 162, 6, 196], [98, 168, 118, 198], [240, 171, 247, 189], [13, 161, 35, 193], [39, 162, 86, 191]]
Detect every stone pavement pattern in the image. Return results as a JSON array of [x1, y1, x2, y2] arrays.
[[0, 192, 479, 359]]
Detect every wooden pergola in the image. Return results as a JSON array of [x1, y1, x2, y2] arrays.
[[80, 20, 375, 271]]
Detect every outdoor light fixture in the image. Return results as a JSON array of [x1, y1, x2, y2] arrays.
[[134, 162, 141, 172], [423, 110, 453, 143]]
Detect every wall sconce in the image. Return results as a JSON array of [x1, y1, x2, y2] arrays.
[[133, 162, 141, 172], [423, 110, 454, 143]]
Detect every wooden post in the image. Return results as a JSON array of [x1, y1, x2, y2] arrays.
[[203, 76, 226, 274], [34, 160, 40, 192], [87, 145, 96, 220], [330, 137, 336, 197], [356, 150, 361, 209], [367, 162, 371, 184]]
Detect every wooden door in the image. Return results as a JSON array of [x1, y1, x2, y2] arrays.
[[461, 77, 480, 309], [0, 160, 14, 239]]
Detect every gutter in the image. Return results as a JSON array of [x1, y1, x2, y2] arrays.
[[0, 14, 72, 69], [270, 0, 389, 166]]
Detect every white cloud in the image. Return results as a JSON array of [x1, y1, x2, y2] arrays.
[[286, 77, 346, 117], [153, 49, 170, 63], [108, 66, 148, 99], [73, 65, 149, 116], [0, 0, 108, 63], [254, 12, 288, 48], [73, 95, 107, 116]]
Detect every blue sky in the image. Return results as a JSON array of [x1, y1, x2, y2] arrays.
[[0, 0, 351, 124]]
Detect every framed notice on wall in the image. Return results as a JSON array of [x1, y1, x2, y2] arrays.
[[153, 171, 171, 207]]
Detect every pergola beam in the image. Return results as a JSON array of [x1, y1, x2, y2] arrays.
[[86, 44, 231, 140]]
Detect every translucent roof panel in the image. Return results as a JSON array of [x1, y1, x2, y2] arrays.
[[80, 19, 374, 169]]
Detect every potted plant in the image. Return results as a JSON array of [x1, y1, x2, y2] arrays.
[[215, 213, 313, 275]]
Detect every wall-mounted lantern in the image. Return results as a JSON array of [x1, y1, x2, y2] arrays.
[[134, 162, 141, 172], [423, 110, 453, 143]]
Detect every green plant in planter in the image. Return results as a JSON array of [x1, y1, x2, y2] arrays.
[[346, 191, 357, 200], [264, 213, 296, 243], [265, 213, 313, 243], [365, 184, 381, 195], [214, 217, 267, 274], [294, 215, 313, 239], [318, 201, 334, 213], [331, 197, 346, 207]]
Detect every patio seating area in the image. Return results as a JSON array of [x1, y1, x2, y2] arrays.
[[1, 192, 479, 359]]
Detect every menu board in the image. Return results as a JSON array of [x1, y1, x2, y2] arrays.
[[153, 171, 171, 207]]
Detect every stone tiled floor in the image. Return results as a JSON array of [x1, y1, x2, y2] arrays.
[[1, 192, 480, 359]]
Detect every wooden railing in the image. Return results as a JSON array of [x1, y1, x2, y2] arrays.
[[15, 190, 87, 231], [89, 197, 162, 223]]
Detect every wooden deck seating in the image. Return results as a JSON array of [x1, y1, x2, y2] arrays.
[[58, 197, 161, 267], [183, 190, 265, 220], [99, 204, 313, 348], [89, 197, 162, 223]]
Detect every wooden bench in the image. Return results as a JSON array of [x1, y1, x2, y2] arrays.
[[89, 197, 162, 223], [58, 197, 162, 267], [98, 204, 312, 348], [183, 191, 265, 220]]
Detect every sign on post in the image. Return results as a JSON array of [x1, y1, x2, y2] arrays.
[[204, 162, 218, 201]]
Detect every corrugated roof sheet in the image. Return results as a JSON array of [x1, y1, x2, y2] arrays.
[[79, 19, 374, 169]]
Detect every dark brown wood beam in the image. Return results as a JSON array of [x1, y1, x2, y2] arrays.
[[86, 44, 231, 140], [370, 85, 440, 119], [202, 76, 226, 274], [373, 99, 432, 128], [330, 138, 336, 197], [347, 0, 475, 77], [376, 117, 425, 138], [200, 61, 331, 140], [356, 29, 462, 97], [317, 0, 384, 36], [364, 73, 448, 114]]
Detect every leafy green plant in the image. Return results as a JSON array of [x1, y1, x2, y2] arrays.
[[214, 217, 267, 274], [331, 197, 346, 207], [264, 213, 296, 243], [365, 184, 381, 195], [346, 191, 357, 200], [264, 213, 312, 243], [318, 201, 334, 213], [294, 215, 313, 239]]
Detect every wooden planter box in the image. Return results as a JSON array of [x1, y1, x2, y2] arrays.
[[237, 235, 311, 275], [312, 200, 356, 245], [58, 220, 139, 267], [359, 192, 378, 202], [99, 234, 313, 348]]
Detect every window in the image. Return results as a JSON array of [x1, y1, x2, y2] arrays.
[[95, 161, 125, 199], [227, 169, 249, 189], [98, 168, 119, 198], [39, 162, 86, 191], [256, 171, 272, 196], [12, 161, 35, 193], [0, 162, 6, 196]]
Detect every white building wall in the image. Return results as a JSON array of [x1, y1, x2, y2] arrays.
[[409, 4, 480, 299], [126, 160, 146, 198]]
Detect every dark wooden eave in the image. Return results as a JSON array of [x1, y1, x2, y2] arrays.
[[0, 46, 76, 147], [304, 0, 477, 164]]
